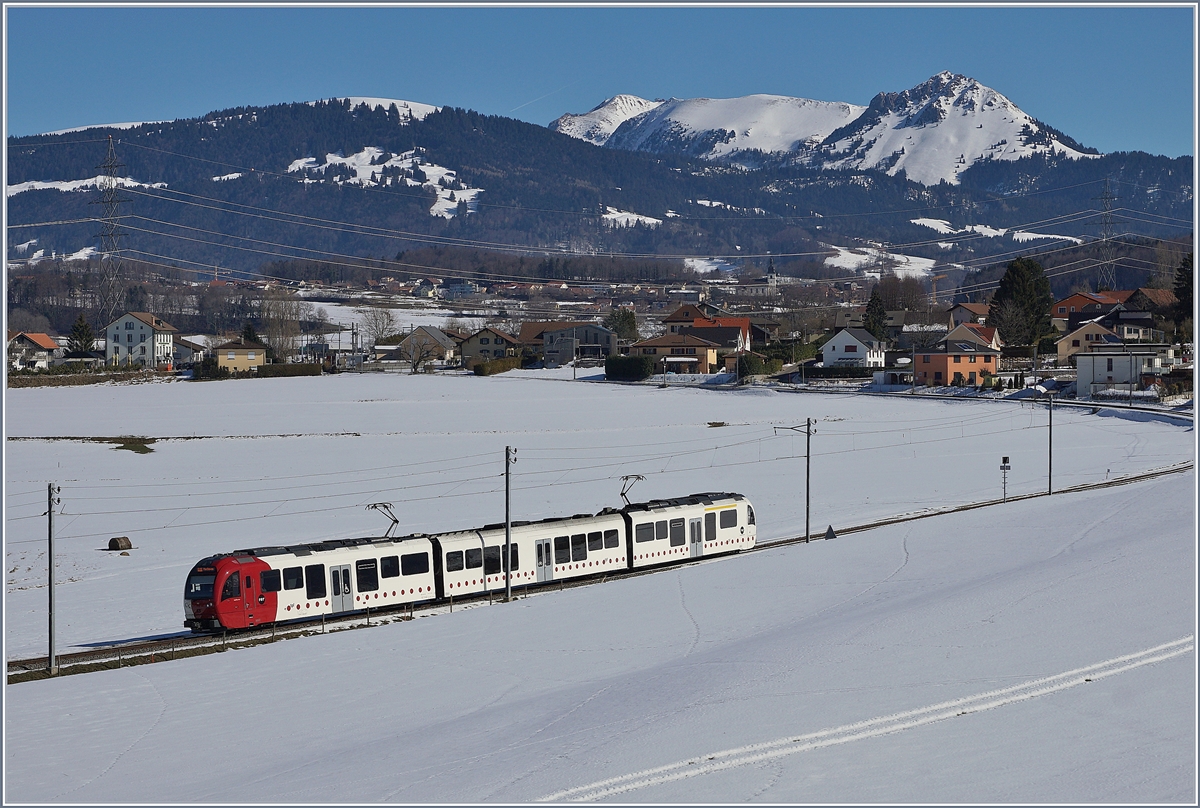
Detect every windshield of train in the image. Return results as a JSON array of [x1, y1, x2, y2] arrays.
[[185, 573, 215, 599]]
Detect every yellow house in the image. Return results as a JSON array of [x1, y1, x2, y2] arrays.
[[213, 338, 269, 373], [1056, 322, 1119, 366]]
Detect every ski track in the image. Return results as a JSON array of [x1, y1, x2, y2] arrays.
[[538, 636, 1195, 801]]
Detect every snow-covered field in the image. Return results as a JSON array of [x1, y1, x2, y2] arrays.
[[3, 372, 1195, 802]]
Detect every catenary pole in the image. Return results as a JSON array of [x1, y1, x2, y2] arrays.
[[505, 446, 513, 602], [1048, 393, 1054, 495], [47, 483, 60, 674], [806, 418, 812, 542]]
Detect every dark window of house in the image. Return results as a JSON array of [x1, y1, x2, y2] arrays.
[[669, 518, 685, 546], [588, 531, 603, 551], [953, 355, 961, 363], [465, 547, 482, 569], [1072, 340, 1080, 347], [635, 523, 655, 543], [260, 569, 282, 592], [283, 566, 303, 590], [570, 534, 587, 561], [934, 372, 943, 381], [402, 553, 430, 576], [445, 550, 464, 572], [655, 520, 668, 540], [381, 555, 399, 578], [483, 546, 501, 575], [604, 529, 620, 548], [922, 355, 930, 363], [720, 509, 738, 528], [305, 564, 326, 599], [845, 344, 856, 352], [554, 536, 571, 564], [356, 558, 379, 591], [221, 572, 241, 600]]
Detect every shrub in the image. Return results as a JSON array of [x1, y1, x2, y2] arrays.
[[474, 356, 522, 376], [605, 354, 656, 381], [256, 363, 322, 378]]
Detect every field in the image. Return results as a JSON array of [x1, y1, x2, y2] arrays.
[[3, 371, 1195, 802]]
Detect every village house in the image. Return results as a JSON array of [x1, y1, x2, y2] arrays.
[[629, 333, 720, 374], [380, 326, 459, 367], [820, 328, 887, 368], [7, 331, 61, 370], [460, 327, 519, 367], [105, 312, 178, 368], [945, 322, 1003, 351], [542, 324, 618, 367], [947, 302, 991, 327], [213, 337, 270, 373], [1055, 322, 1121, 366], [173, 336, 208, 366], [1076, 349, 1165, 398], [516, 321, 596, 353], [914, 339, 1001, 386]]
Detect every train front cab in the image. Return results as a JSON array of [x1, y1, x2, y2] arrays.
[[185, 555, 277, 631]]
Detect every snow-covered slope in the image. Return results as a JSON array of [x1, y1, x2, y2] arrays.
[[319, 96, 440, 122], [567, 94, 866, 161], [550, 94, 664, 146], [820, 72, 1099, 185], [554, 73, 1099, 185]]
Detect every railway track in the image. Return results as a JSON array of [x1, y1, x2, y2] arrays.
[[8, 460, 1193, 683]]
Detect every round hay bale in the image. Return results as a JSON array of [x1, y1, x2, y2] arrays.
[[108, 536, 132, 551], [119, 551, 130, 556]]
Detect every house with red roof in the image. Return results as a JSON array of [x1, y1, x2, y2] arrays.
[[7, 332, 61, 370]]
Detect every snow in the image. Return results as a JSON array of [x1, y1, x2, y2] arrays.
[[823, 244, 937, 278], [911, 218, 1082, 245], [683, 257, 737, 275], [11, 239, 38, 254], [210, 172, 243, 182], [325, 96, 439, 122], [6, 175, 167, 198], [603, 206, 661, 228], [550, 94, 664, 147], [3, 374, 1195, 802], [40, 121, 166, 136], [285, 147, 482, 218]]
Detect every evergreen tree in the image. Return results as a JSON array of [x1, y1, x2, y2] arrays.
[[1174, 252, 1193, 323], [863, 286, 888, 341], [602, 308, 639, 342], [66, 313, 95, 355], [986, 258, 1053, 357], [241, 321, 263, 344]]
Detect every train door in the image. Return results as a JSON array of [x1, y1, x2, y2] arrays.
[[242, 570, 257, 626], [689, 518, 703, 558], [330, 564, 353, 613], [535, 539, 553, 583]]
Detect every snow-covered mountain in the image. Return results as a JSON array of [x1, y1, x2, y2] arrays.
[[549, 94, 664, 147], [552, 73, 1100, 185], [817, 72, 1099, 185], [553, 94, 865, 161]]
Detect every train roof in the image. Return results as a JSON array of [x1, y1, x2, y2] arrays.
[[228, 533, 431, 559]]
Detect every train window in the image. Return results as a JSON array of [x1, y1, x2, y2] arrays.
[[380, 556, 399, 578], [305, 564, 327, 599], [483, 546, 502, 575], [587, 532, 603, 551], [669, 518, 685, 546], [356, 559, 379, 592], [221, 572, 241, 601], [508, 545, 518, 571], [571, 534, 587, 562], [260, 569, 282, 592], [720, 509, 737, 529], [445, 551, 464, 572], [185, 573, 215, 600], [635, 523, 654, 542], [537, 544, 544, 566], [465, 548, 482, 569], [655, 520, 668, 540], [283, 566, 304, 590], [747, 505, 755, 525], [604, 529, 620, 549], [554, 536, 571, 564], [245, 576, 253, 590], [401, 552, 430, 576]]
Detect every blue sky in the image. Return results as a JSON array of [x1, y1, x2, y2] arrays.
[[4, 5, 1195, 157]]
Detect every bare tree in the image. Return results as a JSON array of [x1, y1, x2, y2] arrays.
[[259, 291, 304, 360], [357, 305, 399, 345], [399, 327, 441, 373]]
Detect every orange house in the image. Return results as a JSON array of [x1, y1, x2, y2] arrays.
[[914, 342, 1001, 386]]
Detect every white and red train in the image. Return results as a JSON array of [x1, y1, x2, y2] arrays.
[[184, 492, 756, 631]]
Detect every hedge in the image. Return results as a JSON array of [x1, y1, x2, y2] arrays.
[[735, 355, 784, 378], [605, 354, 656, 381], [796, 366, 876, 379], [256, 363, 322, 378], [474, 356, 523, 376]]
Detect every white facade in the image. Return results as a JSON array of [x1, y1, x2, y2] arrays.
[[1076, 350, 1160, 398], [821, 329, 886, 368], [105, 312, 177, 368]]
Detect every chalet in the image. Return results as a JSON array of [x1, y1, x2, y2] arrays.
[[947, 302, 990, 327], [1055, 323, 1120, 366], [7, 332, 60, 370], [945, 322, 1002, 351]]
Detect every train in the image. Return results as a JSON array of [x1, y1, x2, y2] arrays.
[[184, 492, 756, 631]]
